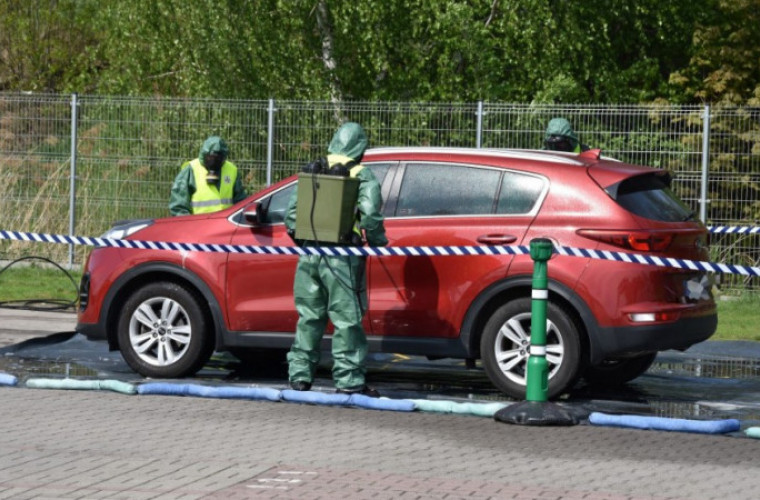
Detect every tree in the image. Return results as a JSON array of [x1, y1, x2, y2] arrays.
[[668, 0, 760, 105], [0, 0, 102, 92], [1, 0, 756, 106]]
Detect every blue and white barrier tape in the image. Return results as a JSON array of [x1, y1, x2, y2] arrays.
[[553, 245, 760, 277], [1, 229, 759, 277], [708, 226, 760, 235], [0, 229, 527, 257]]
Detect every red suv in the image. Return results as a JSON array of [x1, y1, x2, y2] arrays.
[[77, 147, 717, 399]]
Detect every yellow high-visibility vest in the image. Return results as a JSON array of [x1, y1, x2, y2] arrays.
[[189, 158, 237, 214]]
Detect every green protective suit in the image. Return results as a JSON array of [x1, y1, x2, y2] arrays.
[[284, 122, 388, 390], [542, 117, 590, 153], [169, 136, 247, 216]]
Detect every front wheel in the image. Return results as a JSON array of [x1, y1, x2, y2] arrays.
[[117, 282, 213, 378], [480, 297, 582, 400]]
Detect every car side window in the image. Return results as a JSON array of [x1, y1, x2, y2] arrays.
[[496, 171, 545, 214], [247, 163, 391, 225], [261, 184, 296, 224], [366, 163, 390, 186], [396, 163, 500, 216]]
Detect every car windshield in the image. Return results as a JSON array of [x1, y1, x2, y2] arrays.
[[612, 173, 694, 222]]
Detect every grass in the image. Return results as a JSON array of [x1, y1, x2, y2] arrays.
[[0, 264, 757, 341], [0, 262, 82, 310], [713, 293, 760, 341]]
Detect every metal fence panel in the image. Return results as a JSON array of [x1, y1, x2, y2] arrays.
[[0, 93, 758, 292], [0, 93, 72, 261]]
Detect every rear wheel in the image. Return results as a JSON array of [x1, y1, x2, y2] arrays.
[[117, 282, 213, 378], [480, 297, 582, 400], [583, 353, 657, 387]]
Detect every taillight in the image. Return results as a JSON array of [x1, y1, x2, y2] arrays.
[[577, 229, 674, 252]]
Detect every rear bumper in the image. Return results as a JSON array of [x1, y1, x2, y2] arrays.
[[591, 313, 718, 362]]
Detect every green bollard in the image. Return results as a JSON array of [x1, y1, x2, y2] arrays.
[[493, 237, 578, 426], [525, 238, 553, 402]]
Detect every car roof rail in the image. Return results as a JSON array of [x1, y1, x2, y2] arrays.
[[366, 146, 586, 166]]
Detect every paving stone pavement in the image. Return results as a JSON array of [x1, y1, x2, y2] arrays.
[[0, 387, 759, 499], [0, 309, 76, 349], [1, 309, 759, 499]]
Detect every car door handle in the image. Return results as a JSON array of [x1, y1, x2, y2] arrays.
[[476, 234, 518, 245]]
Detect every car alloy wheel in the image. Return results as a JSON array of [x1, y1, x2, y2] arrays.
[[128, 296, 191, 366], [117, 282, 213, 378], [480, 297, 582, 400], [493, 311, 564, 385]]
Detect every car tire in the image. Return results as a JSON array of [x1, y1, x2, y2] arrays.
[[117, 282, 213, 378], [480, 297, 582, 400], [582, 353, 658, 387]]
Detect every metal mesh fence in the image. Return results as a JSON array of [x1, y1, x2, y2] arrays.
[[0, 93, 758, 292], [0, 94, 72, 261], [75, 95, 271, 224]]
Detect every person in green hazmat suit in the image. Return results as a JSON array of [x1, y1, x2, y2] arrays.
[[169, 136, 247, 216], [284, 122, 388, 396], [542, 117, 590, 153]]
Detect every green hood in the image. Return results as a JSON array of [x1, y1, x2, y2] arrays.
[[199, 136, 229, 162], [544, 118, 579, 143], [327, 122, 368, 161]]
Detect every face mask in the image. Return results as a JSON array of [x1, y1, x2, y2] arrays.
[[544, 135, 575, 152], [203, 153, 224, 184], [204, 153, 225, 170], [203, 153, 225, 182]]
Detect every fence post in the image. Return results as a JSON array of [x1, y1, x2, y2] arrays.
[[699, 104, 711, 224], [68, 93, 78, 269], [266, 98, 276, 187], [475, 101, 483, 148]]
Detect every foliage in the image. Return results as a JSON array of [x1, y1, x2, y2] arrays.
[[668, 0, 760, 105], [3, 0, 756, 105], [1, 1, 759, 279], [0, 0, 103, 92]]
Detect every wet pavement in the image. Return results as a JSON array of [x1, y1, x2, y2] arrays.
[[4, 308, 760, 499], [2, 319, 760, 429]]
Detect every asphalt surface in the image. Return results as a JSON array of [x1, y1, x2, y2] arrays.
[[1, 308, 759, 500]]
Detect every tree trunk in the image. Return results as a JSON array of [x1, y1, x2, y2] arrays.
[[314, 0, 344, 120]]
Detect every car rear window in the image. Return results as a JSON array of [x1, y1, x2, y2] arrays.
[[611, 174, 694, 222]]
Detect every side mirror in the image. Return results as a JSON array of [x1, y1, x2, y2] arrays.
[[243, 202, 264, 226]]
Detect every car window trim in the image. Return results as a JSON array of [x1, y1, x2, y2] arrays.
[[364, 161, 399, 218], [228, 182, 296, 228]]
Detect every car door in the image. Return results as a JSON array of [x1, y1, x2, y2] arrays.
[[367, 162, 546, 339], [224, 162, 396, 334], [225, 183, 300, 332]]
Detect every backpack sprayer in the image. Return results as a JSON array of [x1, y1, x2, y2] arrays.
[[295, 157, 360, 245], [292, 157, 366, 306]]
